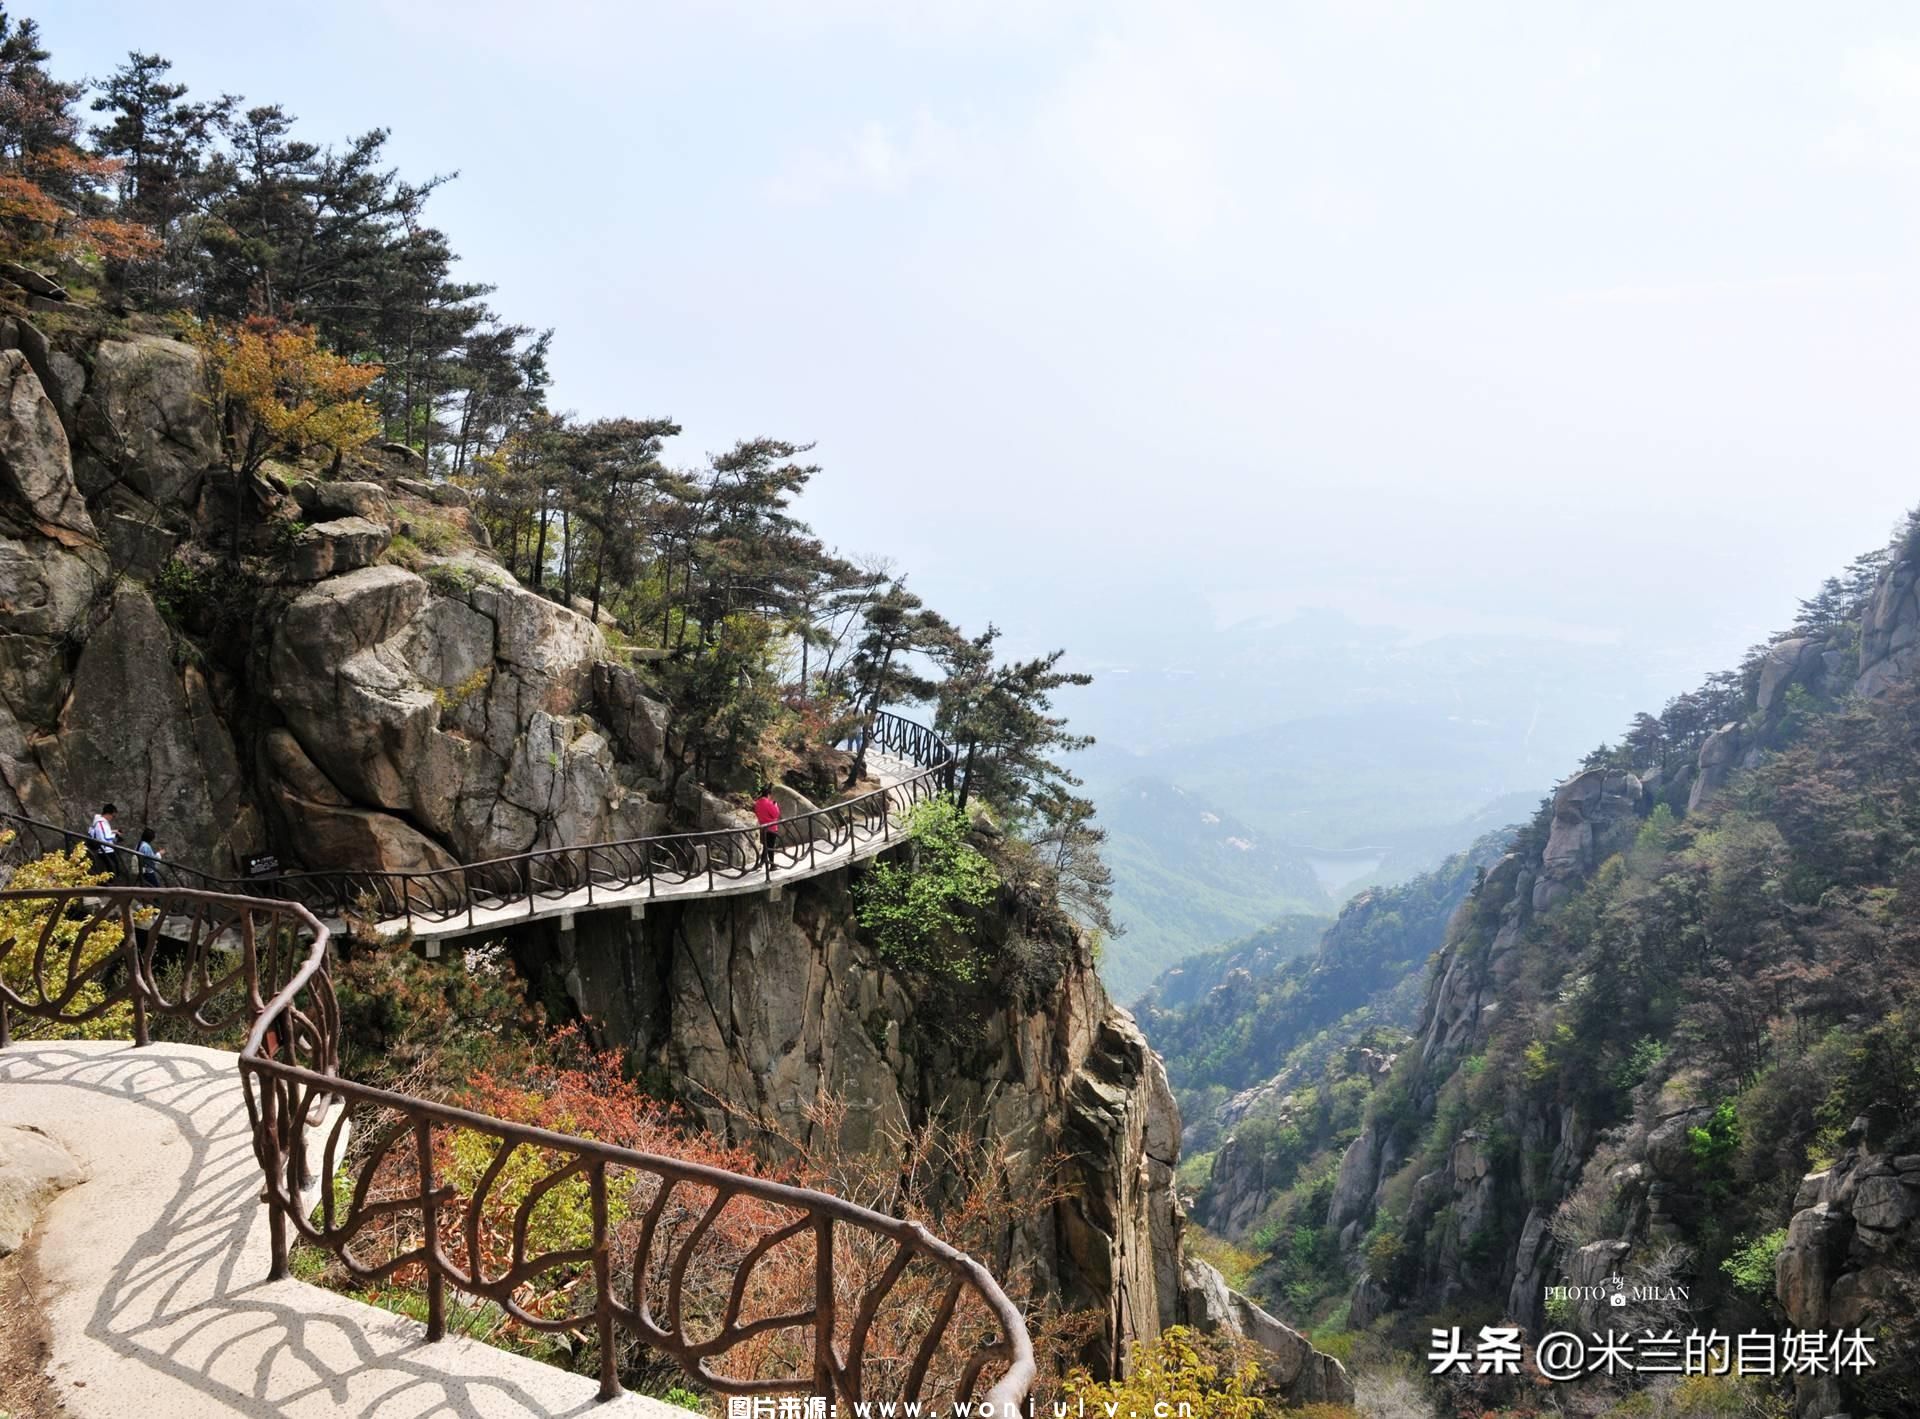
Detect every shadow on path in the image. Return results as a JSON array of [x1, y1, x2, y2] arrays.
[[1, 1041, 645, 1418]]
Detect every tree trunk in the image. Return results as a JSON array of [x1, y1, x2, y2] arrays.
[[957, 740, 978, 810], [531, 504, 549, 590]]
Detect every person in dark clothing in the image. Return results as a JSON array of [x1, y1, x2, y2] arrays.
[[752, 785, 781, 870]]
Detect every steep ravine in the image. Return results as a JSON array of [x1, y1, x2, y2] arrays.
[[1317, 537, 1920, 1418]]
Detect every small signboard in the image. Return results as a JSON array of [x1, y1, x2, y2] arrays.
[[245, 853, 280, 878]]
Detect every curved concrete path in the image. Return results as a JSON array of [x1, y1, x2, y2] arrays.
[[0, 1039, 686, 1418], [383, 753, 922, 945]]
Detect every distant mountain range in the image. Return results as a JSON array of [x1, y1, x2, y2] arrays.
[[1071, 607, 1693, 996]]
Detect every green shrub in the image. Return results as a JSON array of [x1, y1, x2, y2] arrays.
[[425, 561, 479, 597], [854, 796, 999, 980], [1721, 1227, 1786, 1301], [1689, 1100, 1742, 1172], [1612, 1036, 1667, 1093]]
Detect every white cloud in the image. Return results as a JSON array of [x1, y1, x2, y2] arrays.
[[766, 112, 965, 204], [1824, 44, 1920, 168], [1030, 12, 1271, 244]]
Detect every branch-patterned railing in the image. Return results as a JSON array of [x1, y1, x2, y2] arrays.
[[0, 710, 954, 931], [0, 886, 1034, 1409]]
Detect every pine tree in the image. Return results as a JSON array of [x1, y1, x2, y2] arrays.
[[935, 625, 1092, 816], [88, 52, 230, 296]]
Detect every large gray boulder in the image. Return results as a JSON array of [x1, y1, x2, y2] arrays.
[[770, 783, 830, 842], [1177, 1255, 1352, 1404], [268, 560, 639, 864], [271, 565, 437, 812], [0, 532, 105, 732], [52, 583, 255, 865], [290, 516, 391, 582], [591, 661, 670, 782], [675, 774, 755, 833], [396, 474, 468, 507], [0, 348, 94, 546], [1757, 636, 1820, 713], [1687, 722, 1750, 813], [75, 335, 219, 506], [1777, 1203, 1851, 1331], [1533, 767, 1642, 911], [1776, 1148, 1920, 1419], [0, 1123, 82, 1255], [1857, 554, 1920, 698], [263, 728, 459, 875], [1329, 1121, 1381, 1238], [291, 477, 389, 522], [0, 314, 85, 430]]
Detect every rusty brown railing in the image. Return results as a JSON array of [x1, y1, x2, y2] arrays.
[[0, 711, 956, 933], [0, 886, 1035, 1409]]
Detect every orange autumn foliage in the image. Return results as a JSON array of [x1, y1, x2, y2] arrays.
[[189, 316, 381, 474], [323, 1027, 1088, 1402]]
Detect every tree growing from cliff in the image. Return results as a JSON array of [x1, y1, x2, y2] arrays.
[[854, 796, 999, 980], [934, 624, 1092, 816], [563, 415, 683, 620], [87, 51, 230, 297], [837, 580, 951, 783], [192, 315, 381, 477], [1027, 790, 1121, 941], [0, 10, 156, 269]]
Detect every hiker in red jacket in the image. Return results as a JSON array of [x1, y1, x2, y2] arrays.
[[753, 785, 780, 870]]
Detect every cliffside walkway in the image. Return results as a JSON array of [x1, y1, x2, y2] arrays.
[[0, 887, 1033, 1414], [0, 711, 953, 945], [1, 1039, 686, 1418]]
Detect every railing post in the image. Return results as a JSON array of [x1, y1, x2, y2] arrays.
[[0, 993, 10, 1049], [268, 1170, 289, 1279], [466, 865, 474, 933], [125, 899, 149, 1048], [814, 1215, 836, 1400], [416, 1118, 445, 1342], [586, 844, 595, 907], [592, 1162, 621, 1401], [260, 1074, 289, 1280]]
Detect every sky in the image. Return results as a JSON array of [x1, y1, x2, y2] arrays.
[[39, 1, 1920, 695]]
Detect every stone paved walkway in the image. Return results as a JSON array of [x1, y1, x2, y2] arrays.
[[0, 1039, 685, 1418]]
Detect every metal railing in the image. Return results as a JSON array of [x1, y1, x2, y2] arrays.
[[0, 885, 1034, 1409], [0, 710, 955, 932]]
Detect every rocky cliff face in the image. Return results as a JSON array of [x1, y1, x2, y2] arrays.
[[0, 308, 674, 873], [1775, 1127, 1920, 1419], [1317, 533, 1920, 1414], [523, 868, 1347, 1396], [0, 296, 1346, 1401]]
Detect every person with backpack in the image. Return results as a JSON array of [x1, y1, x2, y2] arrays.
[[88, 802, 120, 875], [753, 785, 781, 871]]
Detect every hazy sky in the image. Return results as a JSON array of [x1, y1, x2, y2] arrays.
[[41, 1, 1920, 685]]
